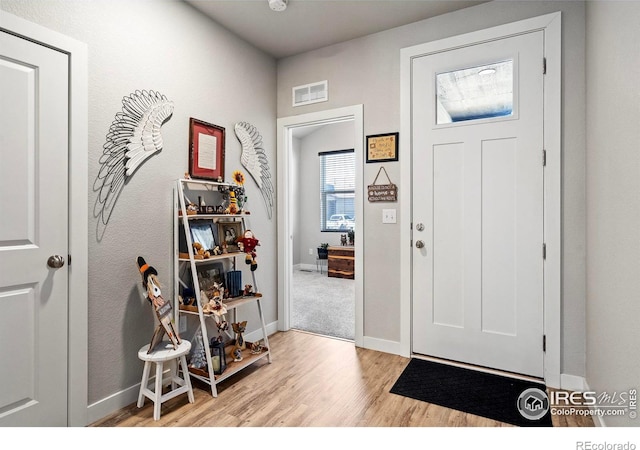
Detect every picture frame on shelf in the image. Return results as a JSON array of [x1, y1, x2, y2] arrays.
[[189, 220, 218, 253], [189, 117, 225, 181], [218, 221, 242, 253], [366, 132, 399, 163], [196, 262, 225, 296]]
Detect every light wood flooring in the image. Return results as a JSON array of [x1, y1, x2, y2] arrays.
[[90, 330, 594, 427]]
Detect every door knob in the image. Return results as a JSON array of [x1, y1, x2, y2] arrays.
[[47, 255, 65, 269], [415, 240, 425, 249]]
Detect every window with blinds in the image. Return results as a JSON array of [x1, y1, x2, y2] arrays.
[[319, 149, 355, 232]]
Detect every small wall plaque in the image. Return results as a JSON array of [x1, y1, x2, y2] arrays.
[[368, 166, 398, 202], [366, 132, 398, 163]]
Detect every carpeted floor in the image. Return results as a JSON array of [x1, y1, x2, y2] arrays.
[[291, 268, 355, 340]]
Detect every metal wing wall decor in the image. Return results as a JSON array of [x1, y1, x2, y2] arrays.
[[94, 90, 174, 238], [234, 122, 274, 220]]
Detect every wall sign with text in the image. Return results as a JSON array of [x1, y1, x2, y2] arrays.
[[366, 132, 398, 163], [368, 166, 397, 202]]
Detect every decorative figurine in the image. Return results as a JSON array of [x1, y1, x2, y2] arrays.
[[225, 191, 239, 215], [251, 341, 263, 355], [243, 284, 254, 296], [201, 288, 229, 332], [232, 320, 247, 351], [192, 242, 210, 259], [236, 229, 260, 271], [232, 347, 243, 362], [189, 332, 206, 369], [186, 202, 198, 215], [340, 234, 347, 246], [137, 256, 181, 352]]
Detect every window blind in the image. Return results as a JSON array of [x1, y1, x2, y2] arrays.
[[319, 149, 355, 232]]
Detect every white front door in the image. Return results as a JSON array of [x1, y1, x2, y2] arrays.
[[0, 30, 69, 426], [411, 30, 545, 377]]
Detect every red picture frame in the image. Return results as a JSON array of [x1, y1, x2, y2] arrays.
[[189, 118, 225, 181]]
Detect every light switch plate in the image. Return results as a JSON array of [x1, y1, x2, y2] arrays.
[[382, 209, 397, 224]]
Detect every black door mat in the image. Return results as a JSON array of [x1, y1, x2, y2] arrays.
[[390, 358, 552, 427]]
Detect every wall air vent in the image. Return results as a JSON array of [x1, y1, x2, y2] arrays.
[[292, 80, 328, 107]]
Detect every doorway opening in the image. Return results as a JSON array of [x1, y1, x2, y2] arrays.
[[290, 122, 356, 340], [277, 105, 364, 347]]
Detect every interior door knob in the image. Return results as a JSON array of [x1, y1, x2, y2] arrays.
[[415, 240, 425, 249], [47, 255, 65, 268]]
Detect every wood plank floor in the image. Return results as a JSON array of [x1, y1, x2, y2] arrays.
[[90, 330, 594, 427]]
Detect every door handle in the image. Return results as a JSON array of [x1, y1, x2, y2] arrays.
[[47, 255, 65, 269], [415, 240, 425, 249]]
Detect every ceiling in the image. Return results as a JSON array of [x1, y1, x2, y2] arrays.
[[185, 0, 488, 59]]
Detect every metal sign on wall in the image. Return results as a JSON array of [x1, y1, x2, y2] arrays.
[[368, 166, 397, 202]]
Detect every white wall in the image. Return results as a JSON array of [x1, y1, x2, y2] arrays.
[[585, 1, 640, 427], [0, 0, 277, 411], [277, 0, 587, 374], [295, 121, 355, 266]]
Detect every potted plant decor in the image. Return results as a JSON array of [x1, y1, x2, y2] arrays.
[[317, 243, 329, 260]]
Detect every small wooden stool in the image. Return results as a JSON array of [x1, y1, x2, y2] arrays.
[[137, 340, 194, 420]]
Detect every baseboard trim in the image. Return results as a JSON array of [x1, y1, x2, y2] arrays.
[[87, 320, 279, 425], [87, 383, 140, 425], [245, 320, 279, 343], [293, 263, 321, 272], [583, 379, 608, 427], [362, 336, 403, 356], [560, 373, 586, 392]]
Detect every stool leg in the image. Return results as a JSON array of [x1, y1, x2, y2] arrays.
[[154, 361, 163, 421], [137, 361, 151, 408], [169, 358, 177, 390], [180, 355, 195, 403]]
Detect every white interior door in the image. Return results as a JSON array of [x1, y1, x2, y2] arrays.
[[411, 31, 545, 377], [0, 30, 69, 426]]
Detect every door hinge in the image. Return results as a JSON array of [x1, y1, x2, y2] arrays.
[[543, 149, 547, 166], [543, 243, 547, 260], [543, 335, 547, 352], [68, 254, 72, 266], [543, 57, 547, 75]]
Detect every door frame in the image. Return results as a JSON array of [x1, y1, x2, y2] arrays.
[[0, 12, 88, 425], [277, 105, 364, 347], [400, 12, 562, 387]]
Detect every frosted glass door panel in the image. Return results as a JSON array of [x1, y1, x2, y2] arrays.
[[436, 60, 513, 124]]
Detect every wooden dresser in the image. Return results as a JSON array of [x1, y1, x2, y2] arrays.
[[327, 246, 355, 279]]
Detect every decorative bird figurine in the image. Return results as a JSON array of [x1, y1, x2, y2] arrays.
[[94, 90, 174, 238], [234, 122, 274, 219]]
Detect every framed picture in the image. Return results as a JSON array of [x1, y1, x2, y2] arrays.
[[366, 132, 399, 163], [189, 117, 225, 181], [189, 220, 217, 252], [218, 221, 242, 253], [196, 262, 225, 294]]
